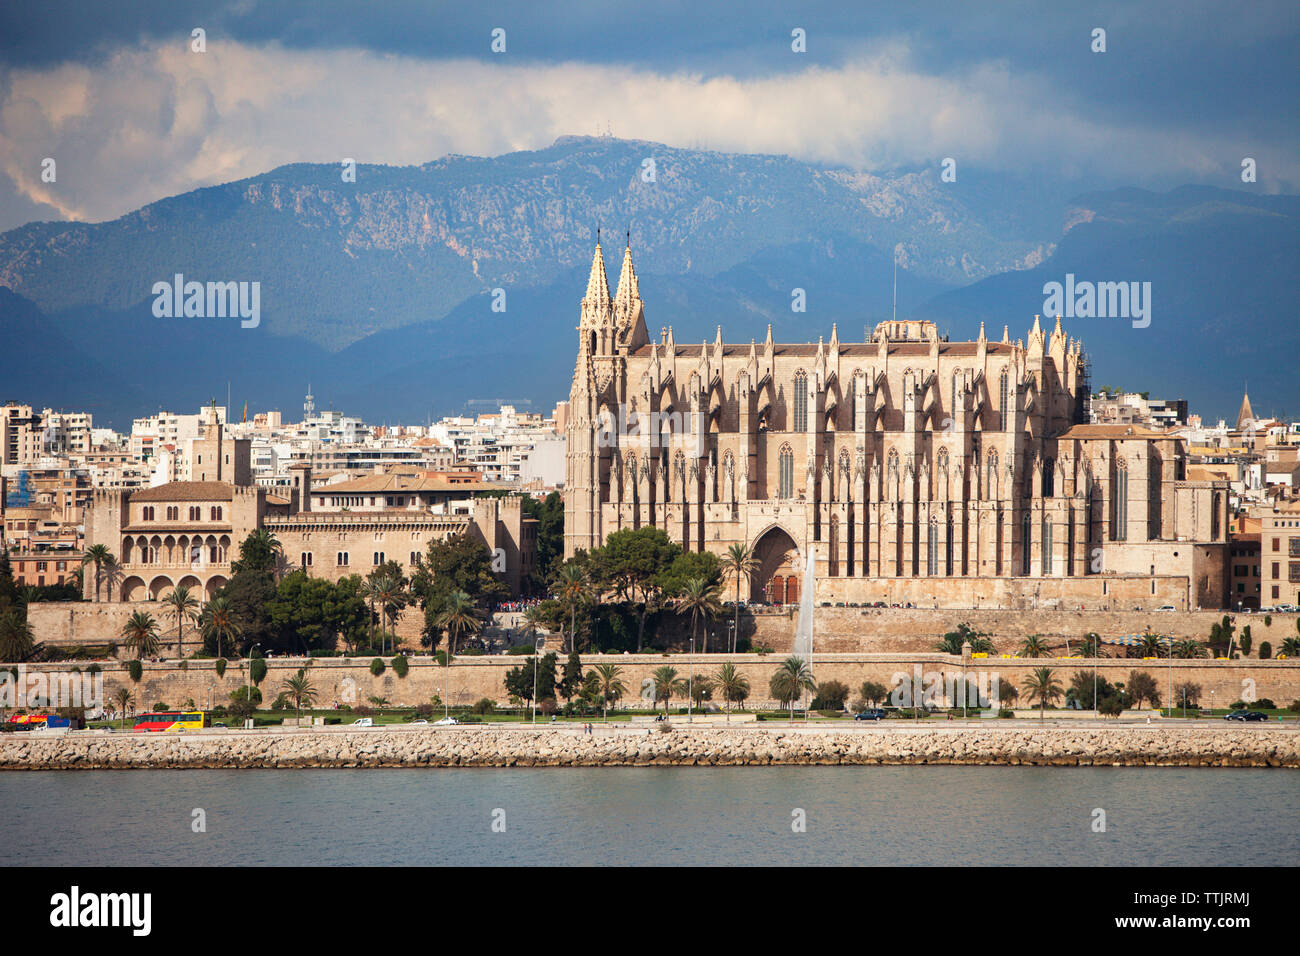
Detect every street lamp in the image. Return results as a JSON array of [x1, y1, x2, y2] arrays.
[[532, 635, 545, 724], [245, 643, 261, 729]]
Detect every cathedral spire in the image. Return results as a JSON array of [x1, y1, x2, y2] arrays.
[[613, 239, 639, 308], [1236, 389, 1255, 431], [583, 239, 611, 313]]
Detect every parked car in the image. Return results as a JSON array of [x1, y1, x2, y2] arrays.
[[352, 717, 374, 727], [410, 719, 429, 726], [1156, 605, 1177, 612], [854, 709, 887, 721], [433, 716, 458, 726], [1225, 710, 1268, 722]]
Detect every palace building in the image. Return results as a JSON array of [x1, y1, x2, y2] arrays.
[[564, 241, 1232, 609]]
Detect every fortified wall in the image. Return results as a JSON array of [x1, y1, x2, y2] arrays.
[[12, 655, 1300, 714]]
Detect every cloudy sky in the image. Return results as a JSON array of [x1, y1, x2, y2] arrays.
[[1, 0, 1296, 231]]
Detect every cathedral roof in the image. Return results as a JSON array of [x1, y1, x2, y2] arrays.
[[130, 481, 235, 501]]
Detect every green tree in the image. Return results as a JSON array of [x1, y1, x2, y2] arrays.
[[1127, 670, 1160, 709], [1017, 634, 1051, 658], [121, 610, 160, 659], [113, 687, 134, 729], [673, 576, 722, 652], [936, 623, 995, 655], [553, 562, 591, 653], [231, 528, 282, 576], [80, 544, 115, 602], [810, 679, 850, 711], [0, 606, 35, 662], [713, 662, 751, 719], [651, 665, 687, 715], [1279, 636, 1300, 658], [161, 584, 200, 659], [199, 596, 241, 659], [560, 651, 584, 702], [719, 543, 759, 652], [859, 681, 889, 706], [593, 527, 680, 652], [279, 668, 317, 720], [412, 533, 507, 649], [769, 656, 817, 721], [1020, 667, 1064, 718], [1173, 639, 1208, 659], [1238, 625, 1253, 658], [589, 663, 627, 721]]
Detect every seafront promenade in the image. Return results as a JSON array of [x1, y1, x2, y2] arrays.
[[3, 723, 1298, 770]]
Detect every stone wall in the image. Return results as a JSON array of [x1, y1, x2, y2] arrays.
[[15, 653, 1300, 713], [35, 600, 1297, 660], [3, 725, 1297, 769]]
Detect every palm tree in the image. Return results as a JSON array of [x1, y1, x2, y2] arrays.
[[1021, 667, 1064, 719], [1075, 633, 1102, 658], [1017, 634, 1051, 658], [720, 543, 759, 651], [713, 662, 751, 721], [520, 605, 546, 647], [591, 663, 627, 722], [436, 590, 481, 660], [0, 606, 35, 662], [279, 668, 317, 721], [121, 611, 161, 659], [554, 563, 588, 652], [674, 576, 723, 653], [81, 544, 115, 602], [1139, 632, 1164, 658], [113, 686, 134, 730], [1279, 637, 1300, 658], [372, 575, 407, 654], [769, 656, 817, 722], [1174, 639, 1209, 659], [199, 596, 241, 659], [361, 577, 382, 651], [162, 585, 200, 659], [651, 665, 687, 716]]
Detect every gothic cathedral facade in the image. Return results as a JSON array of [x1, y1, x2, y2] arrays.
[[564, 242, 1230, 610]]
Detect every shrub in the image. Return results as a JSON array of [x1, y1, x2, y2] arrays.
[[457, 715, 484, 724], [997, 709, 1015, 719], [1099, 697, 1125, 718], [178, 660, 188, 671], [413, 703, 434, 718], [391, 655, 409, 678], [352, 705, 374, 717], [1288, 700, 1300, 713], [211, 705, 227, 718], [152, 702, 167, 712], [1264, 615, 1273, 628], [1259, 641, 1272, 660], [370, 658, 385, 676], [126, 660, 143, 683], [539, 697, 558, 716], [810, 679, 850, 711], [471, 697, 496, 715], [214, 658, 227, 678], [815, 709, 843, 718], [1253, 698, 1277, 710], [86, 664, 101, 675], [250, 657, 267, 686]]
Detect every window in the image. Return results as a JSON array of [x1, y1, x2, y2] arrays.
[[999, 369, 1010, 430], [1112, 462, 1128, 541], [778, 445, 794, 499], [1022, 511, 1032, 574], [1043, 458, 1054, 498], [142, 506, 155, 521], [927, 521, 939, 576], [793, 370, 808, 431], [337, 552, 349, 567], [410, 552, 420, 565], [210, 506, 223, 520], [1043, 522, 1053, 574], [189, 506, 200, 521], [1275, 538, 1283, 551]]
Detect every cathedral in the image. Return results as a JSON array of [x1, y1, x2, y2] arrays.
[[564, 241, 1231, 610]]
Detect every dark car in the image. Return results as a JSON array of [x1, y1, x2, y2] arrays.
[[1225, 710, 1269, 721], [854, 709, 887, 721]]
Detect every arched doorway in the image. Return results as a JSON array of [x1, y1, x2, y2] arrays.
[[752, 526, 800, 605]]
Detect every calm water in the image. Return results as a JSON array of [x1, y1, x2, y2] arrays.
[[1, 767, 1294, 866]]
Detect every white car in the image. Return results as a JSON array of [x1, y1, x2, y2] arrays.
[[410, 719, 429, 725], [433, 716, 458, 726], [352, 717, 374, 727]]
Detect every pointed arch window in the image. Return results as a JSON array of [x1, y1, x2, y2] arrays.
[[1022, 510, 1032, 574], [1112, 458, 1129, 541], [927, 518, 939, 576], [1043, 457, 1055, 497], [778, 445, 794, 499], [999, 369, 1010, 430], [952, 371, 961, 422], [793, 370, 808, 432]]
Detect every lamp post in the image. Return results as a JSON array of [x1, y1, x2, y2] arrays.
[[245, 643, 260, 729], [532, 635, 545, 724]]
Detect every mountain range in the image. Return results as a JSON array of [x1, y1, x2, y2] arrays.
[[0, 136, 1294, 428]]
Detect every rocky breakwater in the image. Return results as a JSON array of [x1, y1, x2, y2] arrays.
[[1, 725, 1298, 769]]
